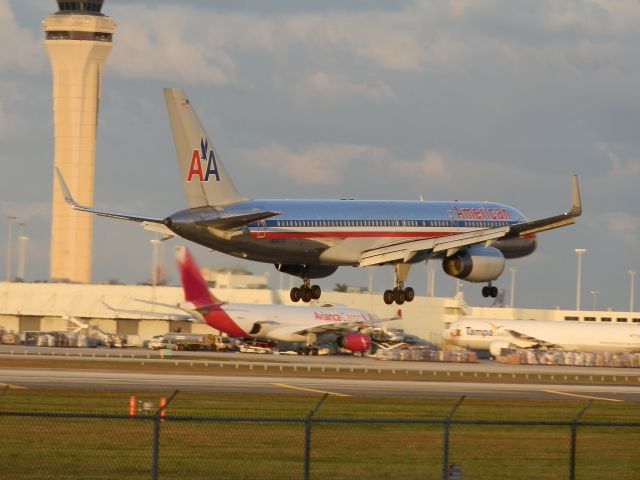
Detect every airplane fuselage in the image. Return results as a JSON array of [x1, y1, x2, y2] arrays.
[[189, 302, 374, 343], [166, 199, 537, 268], [444, 319, 640, 354]]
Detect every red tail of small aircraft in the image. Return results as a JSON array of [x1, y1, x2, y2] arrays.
[[175, 245, 221, 307], [174, 246, 250, 338]]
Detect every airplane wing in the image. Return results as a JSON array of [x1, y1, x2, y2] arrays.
[[101, 300, 200, 322], [55, 168, 279, 234], [291, 315, 401, 336], [359, 174, 582, 267], [506, 329, 560, 349], [204, 211, 281, 231], [55, 167, 169, 226]]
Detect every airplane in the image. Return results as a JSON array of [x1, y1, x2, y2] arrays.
[[56, 87, 582, 306], [125, 245, 391, 354], [442, 318, 640, 357]]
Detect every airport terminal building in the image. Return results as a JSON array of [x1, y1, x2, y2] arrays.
[[1, 281, 637, 346]]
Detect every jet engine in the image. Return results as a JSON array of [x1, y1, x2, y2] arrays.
[[442, 246, 505, 282], [336, 332, 372, 353], [489, 340, 515, 358], [275, 264, 338, 279]]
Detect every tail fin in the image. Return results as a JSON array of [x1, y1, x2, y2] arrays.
[[164, 88, 247, 208], [175, 245, 221, 307]]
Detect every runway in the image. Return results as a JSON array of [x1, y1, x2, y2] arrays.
[[1, 367, 639, 402]]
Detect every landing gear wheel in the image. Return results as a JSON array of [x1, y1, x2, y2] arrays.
[[393, 287, 406, 305], [481, 286, 490, 298], [383, 290, 395, 305], [490, 286, 498, 298], [290, 287, 301, 302], [310, 284, 321, 300], [301, 286, 313, 303], [404, 287, 415, 302]]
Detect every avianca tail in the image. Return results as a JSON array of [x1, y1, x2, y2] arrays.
[[443, 319, 640, 356], [174, 245, 381, 353], [56, 88, 582, 305]]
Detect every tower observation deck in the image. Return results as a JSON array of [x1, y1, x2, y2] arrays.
[[43, 0, 115, 283]]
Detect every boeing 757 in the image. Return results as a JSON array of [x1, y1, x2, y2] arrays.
[[56, 88, 582, 305], [443, 318, 640, 356]]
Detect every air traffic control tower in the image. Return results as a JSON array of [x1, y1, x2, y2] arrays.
[[43, 0, 115, 283]]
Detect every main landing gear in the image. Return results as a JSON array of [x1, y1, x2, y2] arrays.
[[383, 264, 415, 305], [481, 283, 499, 298], [290, 278, 321, 303]]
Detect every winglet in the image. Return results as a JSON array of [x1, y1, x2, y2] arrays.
[[570, 173, 582, 218], [54, 167, 80, 209]]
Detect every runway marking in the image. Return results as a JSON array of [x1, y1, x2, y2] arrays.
[[543, 389, 624, 403], [272, 383, 351, 397]]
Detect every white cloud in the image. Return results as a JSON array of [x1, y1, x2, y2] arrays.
[[105, 3, 467, 87], [1, 201, 50, 222], [0, 100, 7, 138], [391, 150, 451, 184], [108, 6, 242, 87], [0, 0, 45, 73], [598, 144, 640, 178], [300, 71, 395, 104], [601, 212, 640, 247], [233, 143, 387, 187]]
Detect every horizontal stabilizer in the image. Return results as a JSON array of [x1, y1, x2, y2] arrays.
[[206, 211, 280, 231], [55, 168, 165, 225]]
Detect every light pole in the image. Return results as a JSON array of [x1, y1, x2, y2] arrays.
[[16, 222, 28, 282], [509, 267, 517, 307], [575, 248, 586, 310], [590, 290, 599, 311], [150, 238, 160, 307], [629, 270, 637, 312], [428, 268, 435, 297], [5, 215, 16, 282]]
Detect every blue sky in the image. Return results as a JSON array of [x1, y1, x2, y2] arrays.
[[0, 0, 639, 310]]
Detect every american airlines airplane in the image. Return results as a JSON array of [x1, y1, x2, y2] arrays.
[[150, 246, 382, 353], [443, 318, 640, 356], [56, 88, 582, 305]]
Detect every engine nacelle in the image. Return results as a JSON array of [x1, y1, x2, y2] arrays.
[[489, 340, 516, 358], [275, 264, 338, 279], [336, 332, 372, 353], [442, 246, 505, 283]]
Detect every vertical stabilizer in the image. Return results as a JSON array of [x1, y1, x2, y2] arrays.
[[175, 245, 221, 307], [164, 88, 247, 208]]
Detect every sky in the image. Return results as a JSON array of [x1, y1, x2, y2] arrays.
[[0, 0, 639, 311]]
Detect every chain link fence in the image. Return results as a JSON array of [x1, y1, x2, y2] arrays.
[[1, 394, 639, 479]]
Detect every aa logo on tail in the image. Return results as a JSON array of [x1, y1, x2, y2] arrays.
[[187, 137, 220, 182]]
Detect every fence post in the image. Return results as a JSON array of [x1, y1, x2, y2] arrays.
[[303, 393, 329, 480], [150, 390, 179, 480], [569, 400, 592, 480], [442, 396, 465, 480]]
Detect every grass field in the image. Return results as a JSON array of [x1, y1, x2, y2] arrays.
[[1, 388, 640, 479]]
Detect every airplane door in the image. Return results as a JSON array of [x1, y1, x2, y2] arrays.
[[256, 219, 267, 238]]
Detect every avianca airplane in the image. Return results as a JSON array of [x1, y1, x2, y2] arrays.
[[168, 245, 380, 353], [443, 318, 640, 357], [56, 88, 582, 305]]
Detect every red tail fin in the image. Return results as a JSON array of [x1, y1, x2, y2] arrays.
[[175, 246, 220, 306]]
